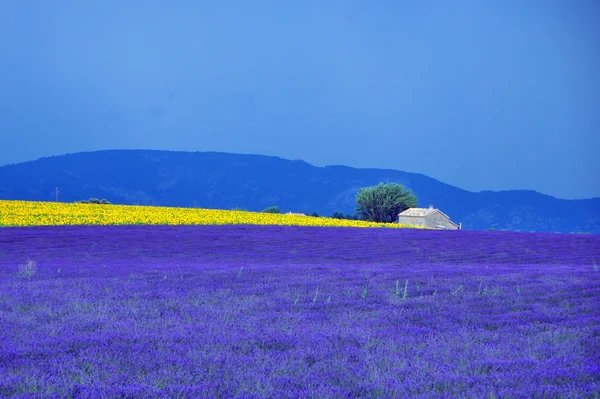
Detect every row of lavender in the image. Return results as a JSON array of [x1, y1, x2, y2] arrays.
[[1, 225, 599, 398]]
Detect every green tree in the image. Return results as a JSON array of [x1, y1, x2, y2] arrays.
[[261, 206, 281, 214], [355, 183, 417, 223]]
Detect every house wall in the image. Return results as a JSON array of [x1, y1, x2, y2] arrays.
[[424, 211, 459, 230], [398, 215, 426, 226]]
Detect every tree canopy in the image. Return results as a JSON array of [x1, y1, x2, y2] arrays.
[[355, 183, 418, 223]]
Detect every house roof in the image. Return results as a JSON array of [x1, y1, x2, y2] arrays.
[[399, 207, 436, 217], [399, 207, 453, 220]]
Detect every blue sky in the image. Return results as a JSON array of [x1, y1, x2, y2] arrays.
[[1, 0, 599, 199]]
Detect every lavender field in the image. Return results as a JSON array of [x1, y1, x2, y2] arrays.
[[1, 225, 599, 398]]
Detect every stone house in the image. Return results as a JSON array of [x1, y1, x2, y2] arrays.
[[397, 205, 460, 230]]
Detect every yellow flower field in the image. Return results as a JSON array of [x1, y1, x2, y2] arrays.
[[0, 200, 423, 229]]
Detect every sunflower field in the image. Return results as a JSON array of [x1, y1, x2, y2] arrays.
[[0, 200, 423, 229]]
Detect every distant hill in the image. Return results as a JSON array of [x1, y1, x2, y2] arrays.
[[1, 149, 599, 233]]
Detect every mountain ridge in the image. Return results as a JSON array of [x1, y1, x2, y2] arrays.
[[1, 149, 598, 233]]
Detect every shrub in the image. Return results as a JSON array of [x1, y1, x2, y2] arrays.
[[75, 198, 111, 204], [261, 206, 281, 214], [332, 211, 345, 219], [18, 260, 37, 279], [332, 212, 357, 220]]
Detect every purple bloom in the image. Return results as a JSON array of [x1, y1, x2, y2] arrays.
[[0, 225, 598, 398]]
